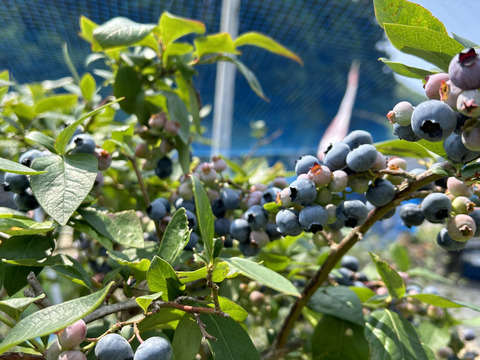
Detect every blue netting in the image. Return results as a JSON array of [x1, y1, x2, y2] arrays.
[[0, 0, 407, 165]]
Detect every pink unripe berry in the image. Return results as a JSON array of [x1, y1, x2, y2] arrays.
[[447, 177, 474, 197], [198, 162, 218, 185], [164, 120, 180, 136], [135, 142, 149, 158], [245, 190, 263, 208], [159, 139, 174, 153], [272, 177, 288, 189], [371, 151, 387, 171], [249, 290, 265, 305], [329, 170, 348, 192], [178, 181, 194, 200], [447, 214, 476, 242], [278, 187, 294, 207], [57, 319, 87, 350], [250, 230, 270, 248], [439, 80, 462, 110], [58, 350, 87, 360], [211, 156, 228, 173], [457, 90, 480, 117], [307, 163, 331, 186], [94, 148, 113, 171], [148, 112, 167, 129], [423, 73, 449, 100]]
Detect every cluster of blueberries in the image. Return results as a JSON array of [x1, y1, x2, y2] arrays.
[[46, 319, 171, 360], [2, 130, 112, 212], [388, 48, 480, 163]]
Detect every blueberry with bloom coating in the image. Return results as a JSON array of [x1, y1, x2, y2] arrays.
[[436, 228, 467, 252], [393, 123, 421, 142], [468, 209, 480, 237], [175, 198, 195, 213], [184, 232, 199, 250], [229, 218, 251, 243], [14, 189, 39, 211], [464, 329, 476, 341], [2, 173, 30, 194], [342, 130, 373, 149], [289, 178, 317, 206], [443, 132, 480, 163], [421, 193, 452, 223], [345, 144, 378, 172], [94, 333, 134, 360], [18, 149, 44, 167], [134, 336, 172, 360], [58, 319, 87, 349], [323, 142, 350, 171], [411, 100, 456, 142], [214, 218, 231, 236], [155, 156, 173, 179], [366, 178, 395, 207], [70, 134, 96, 154], [298, 204, 328, 233], [244, 204, 268, 230], [294, 155, 319, 175], [239, 242, 261, 257], [336, 200, 368, 228], [399, 203, 424, 228], [261, 187, 281, 205], [220, 188, 240, 210], [448, 48, 480, 90], [340, 255, 360, 272], [276, 209, 303, 236], [185, 209, 197, 230], [146, 198, 167, 221]]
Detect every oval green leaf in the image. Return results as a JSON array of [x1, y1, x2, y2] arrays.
[[159, 11, 205, 47], [0, 157, 46, 175], [0, 218, 54, 235], [92, 17, 156, 50], [194, 33, 239, 59], [191, 175, 214, 262], [158, 208, 190, 264], [224, 257, 300, 297], [172, 314, 203, 360], [378, 58, 434, 79], [369, 252, 405, 299], [0, 284, 111, 354], [147, 256, 185, 301]]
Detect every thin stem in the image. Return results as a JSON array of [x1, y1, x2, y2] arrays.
[[206, 265, 221, 312], [0, 312, 15, 328], [264, 162, 451, 360]]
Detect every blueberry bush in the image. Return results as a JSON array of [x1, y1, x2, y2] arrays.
[[2, 0, 480, 359]]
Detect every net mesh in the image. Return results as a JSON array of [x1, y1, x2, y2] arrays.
[[0, 0, 415, 163]]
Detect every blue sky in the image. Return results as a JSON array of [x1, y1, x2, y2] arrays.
[[384, 0, 480, 94]]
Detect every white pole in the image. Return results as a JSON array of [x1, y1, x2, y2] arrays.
[[211, 0, 240, 158]]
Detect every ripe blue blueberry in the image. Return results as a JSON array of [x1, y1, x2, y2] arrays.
[[323, 142, 350, 171], [185, 209, 197, 230], [366, 178, 395, 207], [14, 189, 39, 211], [340, 255, 360, 272], [266, 222, 282, 241], [436, 227, 466, 252], [399, 203, 424, 228], [392, 123, 421, 142], [239, 242, 261, 257], [336, 200, 368, 228], [294, 155, 319, 175], [333, 267, 355, 286], [175, 198, 195, 213], [464, 329, 476, 341], [229, 218, 251, 243], [342, 130, 373, 149], [220, 188, 240, 210], [146, 198, 167, 221], [244, 204, 268, 230], [288, 178, 317, 206], [2, 173, 30, 194], [345, 144, 378, 172], [94, 333, 134, 360], [19, 149, 44, 167], [298, 204, 328, 233], [261, 187, 281, 205], [134, 336, 172, 360], [155, 156, 173, 179], [468, 209, 480, 237], [275, 209, 303, 237], [211, 198, 227, 218], [411, 100, 456, 142], [448, 48, 480, 90], [365, 201, 396, 219], [214, 218, 231, 236], [422, 285, 439, 295], [443, 132, 480, 164], [70, 134, 96, 154], [184, 232, 199, 250], [421, 193, 452, 223]]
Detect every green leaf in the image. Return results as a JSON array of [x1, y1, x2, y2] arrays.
[[163, 43, 194, 61], [30, 154, 97, 226], [378, 58, 433, 79], [417, 322, 451, 352], [369, 252, 405, 299], [390, 243, 410, 272], [373, 0, 447, 33], [158, 208, 190, 264], [151, 90, 190, 144], [34, 94, 78, 114], [312, 314, 369, 360], [80, 73, 96, 101], [235, 32, 303, 65], [0, 284, 111, 355], [172, 314, 203, 360], [108, 250, 151, 282], [194, 33, 239, 58], [200, 314, 261, 360], [177, 261, 235, 284], [0, 70, 10, 102], [224, 257, 300, 297], [216, 55, 268, 101], [460, 162, 480, 182], [113, 65, 142, 114], [0, 294, 45, 322], [191, 175, 214, 262], [206, 296, 248, 322], [375, 139, 434, 159], [55, 98, 123, 155], [407, 267, 453, 284], [71, 219, 113, 251], [451, 33, 478, 49], [79, 16, 97, 43], [0, 218, 54, 235], [349, 286, 377, 303], [138, 308, 184, 332], [0, 157, 46, 175], [256, 251, 290, 272], [407, 293, 480, 312], [135, 291, 163, 313], [384, 24, 463, 71], [364, 309, 432, 360], [417, 139, 447, 158], [25, 132, 57, 154], [147, 256, 185, 301], [92, 17, 156, 50], [308, 286, 364, 326], [78, 208, 145, 248], [51, 255, 94, 289], [175, 136, 191, 174], [159, 11, 205, 47]]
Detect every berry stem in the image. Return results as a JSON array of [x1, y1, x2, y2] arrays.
[[264, 162, 453, 360], [0, 313, 15, 328]]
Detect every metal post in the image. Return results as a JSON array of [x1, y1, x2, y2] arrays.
[[211, 0, 240, 158]]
